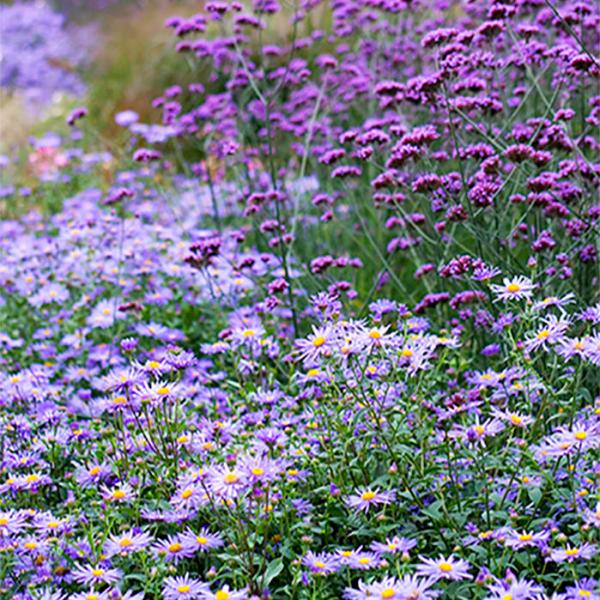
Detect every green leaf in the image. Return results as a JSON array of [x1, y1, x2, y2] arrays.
[[263, 558, 284, 587]]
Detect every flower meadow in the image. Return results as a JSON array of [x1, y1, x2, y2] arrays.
[[0, 0, 599, 598]]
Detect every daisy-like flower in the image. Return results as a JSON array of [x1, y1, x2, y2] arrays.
[[87, 299, 123, 329], [237, 454, 283, 484], [504, 529, 549, 550], [582, 332, 600, 365], [367, 575, 438, 600], [75, 463, 111, 487], [485, 577, 544, 599], [152, 534, 195, 563], [171, 482, 208, 510], [13, 471, 52, 491], [490, 276, 536, 302], [302, 551, 340, 574], [101, 483, 136, 503], [104, 529, 153, 558], [18, 536, 49, 556], [230, 322, 266, 349], [180, 527, 224, 552], [370, 536, 416, 556], [358, 324, 397, 350], [69, 591, 110, 600], [555, 337, 587, 360], [206, 465, 246, 500], [199, 585, 247, 600], [562, 579, 599, 599], [542, 420, 600, 457], [550, 543, 597, 563], [532, 293, 575, 312], [0, 510, 27, 536], [163, 574, 210, 600], [449, 418, 504, 447], [491, 408, 534, 428], [33, 512, 70, 536], [346, 577, 409, 600], [348, 550, 379, 570], [582, 502, 600, 527], [345, 488, 397, 513], [135, 380, 181, 405], [295, 325, 336, 363], [416, 555, 472, 581], [71, 563, 122, 586], [524, 315, 570, 353]]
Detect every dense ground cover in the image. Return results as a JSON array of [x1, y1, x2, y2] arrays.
[[0, 0, 599, 598]]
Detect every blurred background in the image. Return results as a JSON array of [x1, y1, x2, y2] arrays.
[[0, 0, 202, 152]]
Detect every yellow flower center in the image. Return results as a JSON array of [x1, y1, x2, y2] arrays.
[[400, 348, 413, 358], [0, 518, 8, 526], [501, 595, 513, 600], [224, 473, 239, 484], [358, 557, 371, 564], [510, 414, 523, 425], [156, 387, 170, 395], [215, 591, 230, 600], [89, 466, 101, 476], [537, 329, 550, 340], [177, 585, 191, 593], [91, 568, 105, 577], [25, 474, 40, 483], [369, 330, 382, 340], [181, 489, 193, 499], [565, 547, 579, 556], [381, 590, 396, 599], [506, 283, 521, 293], [112, 489, 126, 500], [439, 561, 453, 572], [87, 595, 99, 600], [579, 591, 592, 598], [197, 536, 208, 545], [473, 425, 485, 436], [113, 396, 127, 405], [47, 521, 59, 529], [24, 542, 38, 550], [168, 543, 182, 553], [307, 368, 319, 377], [361, 490, 376, 501], [119, 538, 133, 548], [312, 335, 326, 347], [252, 467, 264, 476], [574, 431, 587, 441], [147, 361, 160, 369], [519, 533, 533, 542], [314, 560, 326, 569]]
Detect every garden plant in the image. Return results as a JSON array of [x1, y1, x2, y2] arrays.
[[0, 0, 599, 598]]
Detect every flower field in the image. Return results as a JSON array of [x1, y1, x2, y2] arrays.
[[0, 0, 599, 598]]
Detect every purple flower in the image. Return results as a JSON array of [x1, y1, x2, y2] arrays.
[[346, 488, 397, 513], [115, 110, 139, 127], [163, 575, 210, 599], [71, 563, 122, 586], [302, 551, 340, 575], [550, 543, 597, 563], [104, 530, 153, 558], [416, 555, 472, 581], [504, 529, 550, 550]]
